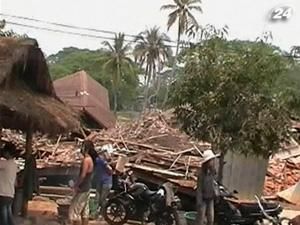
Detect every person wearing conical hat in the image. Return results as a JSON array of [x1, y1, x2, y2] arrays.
[[196, 150, 219, 225]]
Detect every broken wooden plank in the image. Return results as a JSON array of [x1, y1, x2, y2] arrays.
[[128, 163, 186, 178]]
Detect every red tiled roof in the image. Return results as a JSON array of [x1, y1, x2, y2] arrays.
[[53, 71, 116, 129]]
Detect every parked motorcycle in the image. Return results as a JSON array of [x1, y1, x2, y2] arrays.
[[255, 195, 291, 225], [103, 180, 180, 225], [215, 183, 283, 225]]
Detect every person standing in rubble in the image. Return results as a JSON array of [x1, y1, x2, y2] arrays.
[[196, 150, 219, 225], [95, 150, 113, 218], [0, 142, 18, 225], [69, 140, 95, 225]]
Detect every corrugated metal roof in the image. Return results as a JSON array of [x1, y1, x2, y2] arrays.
[[53, 70, 116, 129]]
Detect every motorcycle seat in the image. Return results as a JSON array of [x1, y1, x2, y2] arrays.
[[145, 189, 158, 197]]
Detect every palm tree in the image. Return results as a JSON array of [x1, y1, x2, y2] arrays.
[[102, 33, 133, 113], [161, 0, 202, 106], [133, 27, 172, 109]]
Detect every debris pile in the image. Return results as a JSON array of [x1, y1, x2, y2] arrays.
[[0, 112, 210, 189], [264, 147, 300, 196], [97, 112, 206, 151]]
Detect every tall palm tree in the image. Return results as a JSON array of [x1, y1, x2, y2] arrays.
[[102, 33, 133, 113], [133, 26, 172, 109], [161, 0, 202, 106]]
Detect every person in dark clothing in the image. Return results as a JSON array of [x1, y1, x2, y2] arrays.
[[196, 150, 219, 225], [95, 150, 113, 217]]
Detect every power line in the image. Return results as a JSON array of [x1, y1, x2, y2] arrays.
[[5, 20, 179, 48], [0, 13, 177, 44], [3, 18, 297, 58]]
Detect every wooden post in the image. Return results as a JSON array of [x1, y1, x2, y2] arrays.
[[21, 122, 33, 217], [25, 126, 33, 157]]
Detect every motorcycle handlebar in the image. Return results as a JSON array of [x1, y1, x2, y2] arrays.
[[219, 185, 238, 199], [255, 195, 276, 223]]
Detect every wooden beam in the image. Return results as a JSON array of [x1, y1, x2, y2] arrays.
[[25, 123, 33, 157], [22, 121, 34, 217]]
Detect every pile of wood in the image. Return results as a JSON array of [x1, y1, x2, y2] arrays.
[[97, 112, 208, 152], [0, 112, 210, 190]]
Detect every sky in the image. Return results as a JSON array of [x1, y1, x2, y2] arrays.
[[0, 0, 299, 55]]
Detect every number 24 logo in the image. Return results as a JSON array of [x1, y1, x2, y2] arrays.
[[270, 6, 293, 21]]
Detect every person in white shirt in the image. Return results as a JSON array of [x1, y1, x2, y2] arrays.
[[0, 142, 18, 225]]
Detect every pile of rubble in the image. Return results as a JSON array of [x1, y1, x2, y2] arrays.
[[5, 111, 300, 197], [0, 112, 210, 189], [264, 143, 300, 196], [264, 160, 300, 196]]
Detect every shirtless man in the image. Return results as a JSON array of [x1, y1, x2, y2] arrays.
[[69, 140, 95, 225]]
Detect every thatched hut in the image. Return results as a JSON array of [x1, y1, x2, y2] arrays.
[[0, 38, 80, 134], [0, 38, 80, 216]]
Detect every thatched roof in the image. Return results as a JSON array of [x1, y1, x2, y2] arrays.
[[0, 38, 80, 134]]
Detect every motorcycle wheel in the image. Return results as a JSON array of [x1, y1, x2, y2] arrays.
[[103, 199, 129, 225], [155, 209, 177, 225]]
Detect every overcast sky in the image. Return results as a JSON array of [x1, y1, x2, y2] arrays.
[[0, 0, 299, 55]]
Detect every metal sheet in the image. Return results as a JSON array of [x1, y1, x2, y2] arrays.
[[222, 152, 269, 200]]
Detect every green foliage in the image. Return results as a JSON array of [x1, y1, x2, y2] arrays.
[[134, 26, 172, 83], [275, 63, 300, 117], [47, 47, 139, 111], [160, 0, 203, 107], [102, 33, 136, 112], [170, 38, 291, 159], [133, 27, 172, 109]]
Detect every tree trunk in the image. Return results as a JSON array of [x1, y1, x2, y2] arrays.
[[143, 65, 153, 112], [113, 65, 121, 114], [217, 151, 225, 183], [162, 23, 181, 107], [154, 60, 162, 109], [113, 86, 118, 114]]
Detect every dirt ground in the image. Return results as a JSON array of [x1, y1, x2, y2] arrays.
[[13, 203, 300, 225], [281, 209, 300, 219], [14, 216, 108, 225]]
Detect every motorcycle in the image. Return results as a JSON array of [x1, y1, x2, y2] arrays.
[[255, 195, 291, 225], [215, 183, 283, 225], [103, 179, 180, 225]]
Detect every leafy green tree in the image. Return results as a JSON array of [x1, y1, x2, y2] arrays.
[[170, 38, 291, 181], [134, 27, 172, 109], [47, 47, 139, 111], [102, 33, 136, 113], [275, 63, 300, 117], [48, 47, 106, 80]]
